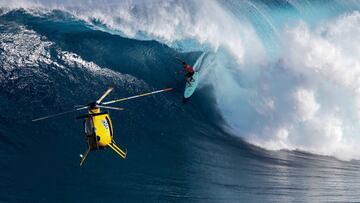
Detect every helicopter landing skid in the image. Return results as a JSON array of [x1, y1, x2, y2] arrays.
[[80, 147, 91, 166], [108, 142, 127, 159]]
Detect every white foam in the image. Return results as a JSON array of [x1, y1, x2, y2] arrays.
[[0, 23, 143, 89], [216, 11, 360, 161], [0, 25, 53, 71], [0, 0, 267, 64]]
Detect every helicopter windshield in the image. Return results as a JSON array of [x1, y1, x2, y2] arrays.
[[84, 118, 94, 135]]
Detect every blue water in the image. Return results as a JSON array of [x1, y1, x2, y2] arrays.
[[1, 1, 360, 202]]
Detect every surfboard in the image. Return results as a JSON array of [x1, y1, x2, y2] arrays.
[[184, 71, 199, 98]]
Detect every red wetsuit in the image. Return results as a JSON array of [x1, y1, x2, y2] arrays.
[[182, 63, 194, 79], [183, 64, 194, 73]]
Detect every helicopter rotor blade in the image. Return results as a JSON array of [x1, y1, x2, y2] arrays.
[[96, 87, 114, 104], [97, 105, 125, 111], [32, 106, 88, 122], [102, 88, 173, 105], [73, 105, 86, 108]]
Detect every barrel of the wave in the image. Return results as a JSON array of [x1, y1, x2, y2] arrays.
[[184, 71, 200, 99]]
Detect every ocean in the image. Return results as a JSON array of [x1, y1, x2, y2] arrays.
[[1, 0, 360, 202]]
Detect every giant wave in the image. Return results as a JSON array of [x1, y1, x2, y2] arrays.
[[1, 0, 360, 159], [2, 1, 360, 202]]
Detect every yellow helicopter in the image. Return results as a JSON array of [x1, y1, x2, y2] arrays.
[[32, 87, 172, 166]]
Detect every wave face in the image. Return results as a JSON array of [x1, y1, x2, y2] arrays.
[[1, 1, 360, 202]]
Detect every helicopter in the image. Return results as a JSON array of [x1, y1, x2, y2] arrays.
[[32, 87, 172, 166]]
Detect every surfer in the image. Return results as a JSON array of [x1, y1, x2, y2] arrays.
[[177, 62, 195, 84]]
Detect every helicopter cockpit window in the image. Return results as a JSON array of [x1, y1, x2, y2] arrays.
[[84, 118, 94, 135], [105, 117, 113, 137]]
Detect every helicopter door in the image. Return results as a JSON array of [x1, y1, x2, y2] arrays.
[[84, 118, 94, 135], [84, 118, 97, 149]]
